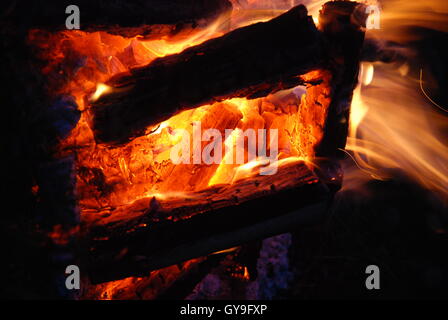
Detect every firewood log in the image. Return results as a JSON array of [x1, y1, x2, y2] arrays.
[[83, 161, 331, 283]]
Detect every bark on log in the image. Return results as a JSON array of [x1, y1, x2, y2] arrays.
[[83, 161, 332, 283], [91, 4, 323, 144]]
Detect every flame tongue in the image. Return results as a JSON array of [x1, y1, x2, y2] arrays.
[[347, 61, 448, 198]]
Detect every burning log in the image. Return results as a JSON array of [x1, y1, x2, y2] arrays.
[[91, 4, 324, 144], [83, 161, 332, 283], [91, 2, 367, 148]]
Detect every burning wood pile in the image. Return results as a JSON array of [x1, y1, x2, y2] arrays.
[[80, 3, 368, 287], [6, 0, 370, 299]]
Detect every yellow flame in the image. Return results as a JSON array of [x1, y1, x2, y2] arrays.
[[90, 83, 112, 102], [347, 62, 448, 198], [140, 16, 227, 57]]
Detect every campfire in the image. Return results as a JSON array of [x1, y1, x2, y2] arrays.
[[5, 0, 447, 300], [24, 0, 367, 298]]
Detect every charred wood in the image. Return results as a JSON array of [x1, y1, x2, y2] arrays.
[[83, 161, 331, 283], [314, 1, 367, 159]]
